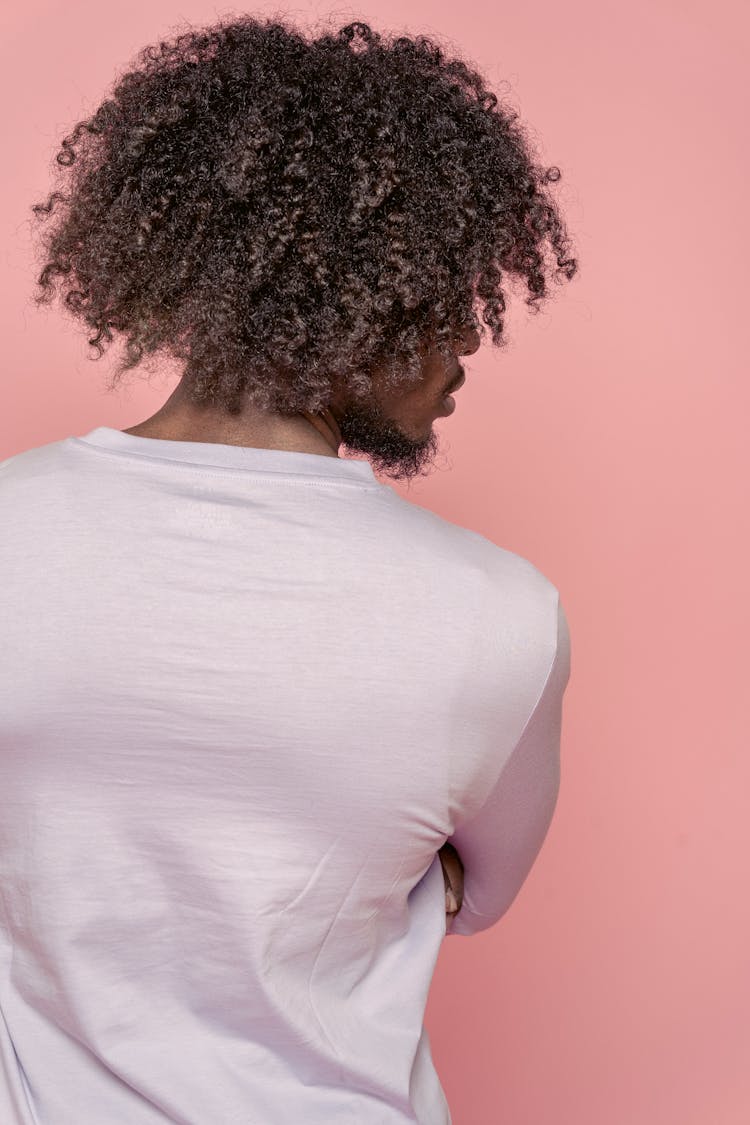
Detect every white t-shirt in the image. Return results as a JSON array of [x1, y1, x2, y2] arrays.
[[0, 427, 570, 1124]]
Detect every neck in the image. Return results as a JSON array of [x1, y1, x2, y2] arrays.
[[301, 407, 342, 455]]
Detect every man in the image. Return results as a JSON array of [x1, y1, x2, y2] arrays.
[[5, 15, 576, 1125]]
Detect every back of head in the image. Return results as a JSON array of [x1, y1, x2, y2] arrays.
[[30, 16, 578, 417]]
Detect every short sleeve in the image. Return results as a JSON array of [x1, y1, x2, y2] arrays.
[[446, 595, 571, 937]]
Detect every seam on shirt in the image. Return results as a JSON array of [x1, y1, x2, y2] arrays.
[[67, 437, 385, 491]]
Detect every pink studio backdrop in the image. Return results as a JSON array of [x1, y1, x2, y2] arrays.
[[2, 2, 748, 1123]]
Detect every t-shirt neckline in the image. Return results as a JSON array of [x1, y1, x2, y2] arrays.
[[70, 427, 380, 487]]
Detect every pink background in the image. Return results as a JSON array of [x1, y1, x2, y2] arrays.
[[2, 2, 749, 1122]]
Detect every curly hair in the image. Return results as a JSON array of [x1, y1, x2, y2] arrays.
[[29, 15, 579, 417]]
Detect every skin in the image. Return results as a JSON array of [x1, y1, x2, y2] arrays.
[[123, 323, 477, 918], [439, 841, 465, 929], [123, 324, 481, 484]]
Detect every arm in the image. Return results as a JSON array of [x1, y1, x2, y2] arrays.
[[446, 596, 571, 937]]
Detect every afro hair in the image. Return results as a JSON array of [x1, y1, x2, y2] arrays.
[[29, 15, 579, 416]]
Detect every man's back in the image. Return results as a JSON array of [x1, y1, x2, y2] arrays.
[[0, 426, 569, 1124]]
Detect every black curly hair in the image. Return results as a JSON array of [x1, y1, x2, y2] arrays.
[[29, 14, 578, 418]]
